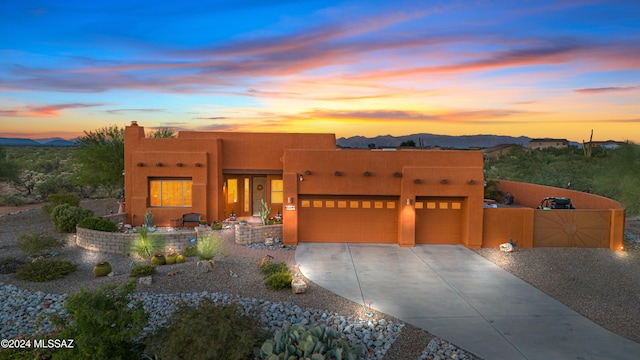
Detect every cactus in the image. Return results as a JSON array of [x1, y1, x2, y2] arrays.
[[144, 210, 154, 228], [259, 199, 271, 225], [257, 324, 363, 360]]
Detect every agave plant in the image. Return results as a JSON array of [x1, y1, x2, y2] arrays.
[[197, 232, 226, 260], [130, 226, 166, 259]]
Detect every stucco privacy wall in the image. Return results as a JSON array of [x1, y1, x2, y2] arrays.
[[482, 180, 625, 250]]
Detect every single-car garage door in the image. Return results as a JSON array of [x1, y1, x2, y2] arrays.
[[298, 196, 398, 243], [415, 197, 465, 244]]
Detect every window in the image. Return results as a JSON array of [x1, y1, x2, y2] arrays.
[[271, 179, 283, 204], [150, 178, 192, 207], [227, 179, 238, 203], [244, 178, 250, 212]]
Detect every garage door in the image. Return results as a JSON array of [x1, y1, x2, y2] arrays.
[[298, 196, 398, 243], [415, 197, 464, 244]]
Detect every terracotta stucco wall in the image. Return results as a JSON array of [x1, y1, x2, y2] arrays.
[[486, 179, 624, 250], [124, 123, 336, 226], [282, 149, 485, 247], [494, 179, 623, 210]]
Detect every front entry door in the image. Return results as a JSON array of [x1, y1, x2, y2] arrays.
[[252, 177, 267, 216]]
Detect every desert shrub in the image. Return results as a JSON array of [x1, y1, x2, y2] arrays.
[[260, 261, 293, 290], [257, 324, 363, 360], [52, 280, 147, 360], [130, 264, 156, 277], [50, 204, 93, 233], [42, 192, 80, 216], [264, 271, 293, 290], [143, 300, 267, 360], [13, 258, 77, 282], [0, 258, 25, 275], [197, 232, 226, 260], [16, 231, 63, 256], [78, 216, 118, 232], [0, 194, 26, 206], [129, 227, 166, 259], [259, 261, 289, 275]]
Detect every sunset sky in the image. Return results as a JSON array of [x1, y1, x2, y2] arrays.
[[1, 0, 639, 143]]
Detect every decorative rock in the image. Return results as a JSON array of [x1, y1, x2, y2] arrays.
[[196, 260, 215, 273], [138, 276, 153, 285], [292, 278, 307, 294]]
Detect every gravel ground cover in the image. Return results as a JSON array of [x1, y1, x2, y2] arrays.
[[2, 199, 639, 358], [0, 199, 441, 360]]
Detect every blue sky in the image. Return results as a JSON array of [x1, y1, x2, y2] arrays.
[[1, 0, 639, 142]]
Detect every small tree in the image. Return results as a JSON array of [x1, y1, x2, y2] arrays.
[[73, 125, 125, 196], [149, 127, 176, 138]]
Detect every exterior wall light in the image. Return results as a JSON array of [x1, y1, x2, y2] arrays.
[[287, 197, 294, 204], [406, 198, 412, 205], [299, 174, 304, 182], [393, 172, 402, 177], [440, 178, 448, 184], [136, 162, 144, 167], [467, 179, 476, 185], [156, 162, 162, 167], [335, 171, 341, 176], [414, 179, 421, 184], [176, 162, 183, 167], [364, 171, 371, 177], [304, 170, 312, 175], [195, 163, 202, 167]]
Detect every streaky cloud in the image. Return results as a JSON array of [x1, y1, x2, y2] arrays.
[[0, 103, 104, 117], [574, 86, 639, 94], [105, 108, 167, 114]]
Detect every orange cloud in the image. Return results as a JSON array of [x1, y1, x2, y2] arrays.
[[0, 103, 104, 117]]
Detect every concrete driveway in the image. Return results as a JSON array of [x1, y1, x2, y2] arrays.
[[295, 243, 640, 360]]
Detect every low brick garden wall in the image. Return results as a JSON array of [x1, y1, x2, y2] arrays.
[[234, 224, 283, 245], [75, 226, 197, 255]]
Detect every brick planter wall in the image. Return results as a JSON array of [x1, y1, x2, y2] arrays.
[[234, 224, 283, 245], [75, 226, 197, 255]]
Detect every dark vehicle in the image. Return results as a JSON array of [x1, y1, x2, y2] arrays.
[[537, 197, 575, 209]]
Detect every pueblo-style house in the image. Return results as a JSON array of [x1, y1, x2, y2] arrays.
[[124, 122, 625, 250]]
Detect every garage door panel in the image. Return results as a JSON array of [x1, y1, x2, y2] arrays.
[[416, 198, 464, 244], [299, 197, 398, 243]]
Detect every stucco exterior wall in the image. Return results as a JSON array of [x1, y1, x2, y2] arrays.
[[494, 179, 623, 210]]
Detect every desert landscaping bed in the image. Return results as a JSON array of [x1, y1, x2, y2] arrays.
[[1, 199, 640, 359]]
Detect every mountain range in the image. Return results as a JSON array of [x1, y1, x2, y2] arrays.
[[0, 137, 77, 146], [337, 133, 536, 149], [1, 133, 579, 149]]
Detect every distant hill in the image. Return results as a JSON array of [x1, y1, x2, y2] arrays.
[[0, 137, 76, 147], [337, 133, 533, 149]]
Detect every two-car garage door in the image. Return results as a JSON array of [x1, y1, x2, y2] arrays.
[[298, 196, 398, 243], [298, 195, 465, 244]]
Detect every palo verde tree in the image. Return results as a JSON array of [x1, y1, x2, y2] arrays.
[[148, 127, 176, 138], [73, 125, 125, 197]]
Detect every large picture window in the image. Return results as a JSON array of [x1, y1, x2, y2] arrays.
[[150, 178, 192, 207], [271, 179, 283, 204]]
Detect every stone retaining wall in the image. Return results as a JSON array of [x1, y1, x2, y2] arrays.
[[75, 226, 197, 255], [234, 224, 283, 245]]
